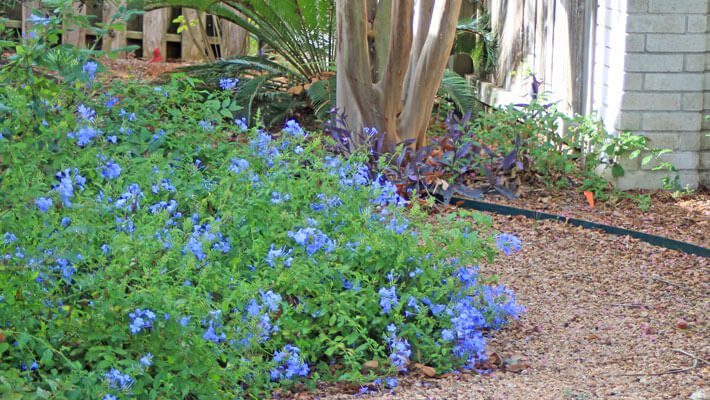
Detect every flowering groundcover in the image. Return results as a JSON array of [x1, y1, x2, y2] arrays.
[[0, 63, 523, 398]]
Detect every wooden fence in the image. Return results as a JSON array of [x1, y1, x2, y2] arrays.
[[0, 1, 248, 61], [474, 0, 596, 115]]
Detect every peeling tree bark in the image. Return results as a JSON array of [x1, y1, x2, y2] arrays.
[[336, 0, 462, 151]]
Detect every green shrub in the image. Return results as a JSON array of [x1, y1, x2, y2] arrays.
[[0, 10, 522, 399]]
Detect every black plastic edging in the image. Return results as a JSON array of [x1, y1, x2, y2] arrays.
[[449, 196, 710, 258]]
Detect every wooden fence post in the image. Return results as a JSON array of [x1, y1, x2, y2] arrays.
[[103, 0, 127, 54], [143, 8, 169, 60], [180, 8, 204, 61], [62, 1, 86, 47], [219, 16, 249, 58], [21, 0, 40, 38]]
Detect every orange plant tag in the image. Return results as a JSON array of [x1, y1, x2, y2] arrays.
[[583, 191, 595, 208]]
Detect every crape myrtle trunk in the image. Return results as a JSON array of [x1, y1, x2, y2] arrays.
[[336, 0, 462, 151]]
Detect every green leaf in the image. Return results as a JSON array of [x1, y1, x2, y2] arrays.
[[611, 163, 625, 177]]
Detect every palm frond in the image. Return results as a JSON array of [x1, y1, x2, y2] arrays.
[[438, 69, 480, 114]]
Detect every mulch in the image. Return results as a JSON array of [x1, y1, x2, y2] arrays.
[[478, 187, 709, 248]]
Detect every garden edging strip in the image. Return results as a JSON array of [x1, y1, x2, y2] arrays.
[[449, 196, 710, 258]]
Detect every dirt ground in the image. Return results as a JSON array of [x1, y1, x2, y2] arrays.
[[321, 213, 709, 400]]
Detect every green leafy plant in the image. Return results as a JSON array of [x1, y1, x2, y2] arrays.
[[0, 10, 523, 398]]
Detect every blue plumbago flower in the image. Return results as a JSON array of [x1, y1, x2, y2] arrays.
[[421, 297, 446, 316], [482, 285, 525, 328], [61, 217, 72, 228], [105, 96, 119, 108], [387, 217, 409, 234], [139, 353, 153, 367], [68, 126, 101, 146], [495, 233, 522, 256], [260, 290, 282, 313], [385, 325, 411, 371], [310, 193, 342, 213], [219, 77, 239, 90], [229, 158, 249, 174], [283, 119, 305, 138], [202, 310, 227, 343], [371, 178, 406, 207], [107, 135, 118, 144], [101, 159, 122, 180], [115, 217, 135, 233], [103, 394, 117, 400], [77, 104, 96, 121], [287, 227, 335, 256], [118, 110, 136, 122], [455, 266, 479, 288], [270, 191, 290, 204], [270, 344, 309, 382], [151, 129, 166, 142], [212, 233, 231, 253], [83, 61, 98, 81], [3, 232, 18, 244], [198, 120, 214, 131], [234, 118, 248, 131], [340, 274, 361, 291], [245, 299, 262, 317], [265, 244, 293, 268], [28, 14, 51, 26], [441, 329, 455, 342], [446, 296, 488, 367], [179, 316, 191, 327], [128, 308, 156, 334], [378, 286, 398, 315], [53, 168, 86, 207], [183, 236, 206, 261], [151, 178, 176, 194], [386, 377, 398, 389], [405, 296, 420, 318], [114, 184, 143, 211], [101, 244, 110, 254], [104, 368, 134, 391], [149, 199, 178, 215]]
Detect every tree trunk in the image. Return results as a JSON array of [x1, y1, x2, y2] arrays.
[[336, 0, 461, 151]]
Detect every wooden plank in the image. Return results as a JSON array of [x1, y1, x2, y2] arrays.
[[102, 0, 127, 54], [219, 13, 249, 58], [62, 1, 86, 47], [180, 8, 203, 61], [21, 0, 40, 37], [143, 8, 170, 61]]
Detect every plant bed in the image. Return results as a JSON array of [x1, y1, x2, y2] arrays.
[[0, 59, 524, 398]]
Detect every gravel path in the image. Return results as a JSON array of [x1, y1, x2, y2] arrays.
[[324, 213, 709, 400]]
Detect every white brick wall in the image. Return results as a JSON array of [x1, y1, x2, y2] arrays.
[[593, 0, 709, 189]]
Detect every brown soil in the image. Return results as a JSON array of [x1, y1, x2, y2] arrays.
[[319, 213, 709, 400]]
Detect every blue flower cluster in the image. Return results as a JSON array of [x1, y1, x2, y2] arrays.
[[83, 61, 98, 81], [128, 308, 156, 334], [288, 227, 335, 256], [282, 119, 306, 138], [269, 344, 309, 382], [495, 233, 522, 256], [219, 77, 239, 91], [53, 168, 86, 206], [445, 296, 488, 367], [104, 368, 134, 391], [378, 286, 398, 315], [101, 159, 122, 180], [386, 324, 411, 371], [202, 310, 227, 343]]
